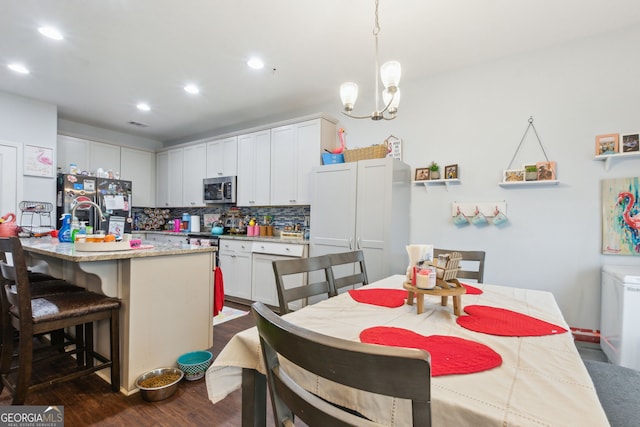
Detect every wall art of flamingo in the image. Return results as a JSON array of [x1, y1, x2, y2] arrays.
[[36, 149, 53, 165], [618, 191, 640, 252]]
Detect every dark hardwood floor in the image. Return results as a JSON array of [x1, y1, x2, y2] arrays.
[[0, 301, 258, 427]]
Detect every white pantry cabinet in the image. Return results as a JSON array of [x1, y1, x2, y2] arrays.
[[237, 130, 271, 206], [121, 147, 156, 207], [218, 239, 252, 301], [206, 136, 238, 177], [182, 143, 207, 206], [310, 158, 411, 282], [270, 118, 336, 206]]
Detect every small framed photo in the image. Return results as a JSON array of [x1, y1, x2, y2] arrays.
[[595, 134, 619, 155], [415, 168, 430, 181], [444, 164, 458, 179], [620, 132, 640, 153], [536, 161, 557, 180], [503, 169, 525, 182]]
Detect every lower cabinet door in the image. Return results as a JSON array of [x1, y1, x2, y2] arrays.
[[219, 252, 251, 300], [251, 253, 303, 308]]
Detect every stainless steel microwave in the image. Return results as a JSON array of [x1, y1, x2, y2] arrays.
[[203, 176, 236, 204]]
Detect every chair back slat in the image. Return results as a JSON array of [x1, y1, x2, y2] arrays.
[[252, 302, 432, 426], [272, 255, 336, 314], [328, 250, 369, 291]]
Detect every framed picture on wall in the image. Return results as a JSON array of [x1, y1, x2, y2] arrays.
[[444, 164, 458, 179], [415, 168, 430, 181], [601, 177, 640, 255], [503, 169, 525, 182], [23, 145, 54, 178], [620, 132, 640, 153], [595, 134, 619, 156], [536, 161, 556, 180]]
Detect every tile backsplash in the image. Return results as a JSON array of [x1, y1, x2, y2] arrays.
[[133, 204, 310, 233]]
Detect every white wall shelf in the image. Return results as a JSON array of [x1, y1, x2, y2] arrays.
[[499, 180, 559, 188], [594, 151, 640, 171], [413, 178, 460, 192]]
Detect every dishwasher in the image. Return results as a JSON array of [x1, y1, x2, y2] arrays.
[[600, 265, 640, 370], [251, 241, 307, 309]]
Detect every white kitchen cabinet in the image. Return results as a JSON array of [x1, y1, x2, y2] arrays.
[[167, 148, 184, 207], [218, 239, 252, 300], [144, 233, 188, 244], [206, 136, 238, 177], [182, 143, 207, 206], [57, 135, 90, 173], [156, 151, 169, 207], [237, 130, 271, 206], [57, 136, 120, 175], [121, 147, 156, 207], [270, 118, 336, 206], [251, 241, 307, 308], [90, 141, 121, 175], [310, 158, 411, 282]]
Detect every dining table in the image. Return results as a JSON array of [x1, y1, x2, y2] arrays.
[[205, 274, 609, 426]]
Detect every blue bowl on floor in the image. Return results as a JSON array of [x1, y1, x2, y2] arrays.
[[177, 350, 213, 381]]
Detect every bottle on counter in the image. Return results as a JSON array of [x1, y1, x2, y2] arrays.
[[58, 214, 72, 243], [182, 213, 190, 232]]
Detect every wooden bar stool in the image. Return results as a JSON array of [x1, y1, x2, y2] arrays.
[[0, 237, 121, 405]]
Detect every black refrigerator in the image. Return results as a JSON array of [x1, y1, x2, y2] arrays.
[[56, 173, 133, 234]]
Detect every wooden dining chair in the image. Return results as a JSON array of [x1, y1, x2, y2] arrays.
[[272, 255, 336, 314], [433, 249, 486, 283], [252, 301, 432, 427], [328, 250, 369, 292], [0, 236, 121, 405]]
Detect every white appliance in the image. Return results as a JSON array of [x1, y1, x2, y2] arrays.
[[600, 265, 640, 370]]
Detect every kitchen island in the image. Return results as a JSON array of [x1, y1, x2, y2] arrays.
[[20, 237, 216, 394]]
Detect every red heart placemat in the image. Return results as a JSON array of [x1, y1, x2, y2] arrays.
[[460, 283, 483, 295], [348, 289, 408, 308], [456, 305, 568, 336], [360, 326, 502, 376]]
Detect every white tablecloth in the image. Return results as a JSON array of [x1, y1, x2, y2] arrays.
[[206, 275, 609, 426]]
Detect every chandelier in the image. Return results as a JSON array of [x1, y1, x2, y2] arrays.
[[339, 0, 401, 121]]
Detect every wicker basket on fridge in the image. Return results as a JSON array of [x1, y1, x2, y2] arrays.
[[342, 144, 388, 163]]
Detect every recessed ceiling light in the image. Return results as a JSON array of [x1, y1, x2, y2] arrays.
[[136, 103, 151, 112], [184, 84, 200, 95], [38, 26, 64, 41], [247, 57, 264, 70], [7, 63, 30, 74]]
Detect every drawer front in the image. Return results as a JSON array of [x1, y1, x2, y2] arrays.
[[251, 241, 304, 257], [219, 239, 252, 254]]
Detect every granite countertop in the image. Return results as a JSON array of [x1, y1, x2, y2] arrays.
[[20, 237, 216, 262], [139, 230, 309, 245]]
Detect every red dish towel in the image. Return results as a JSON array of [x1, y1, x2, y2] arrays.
[[348, 289, 409, 308], [460, 282, 483, 295], [456, 305, 568, 336], [213, 267, 224, 316], [360, 326, 502, 376]]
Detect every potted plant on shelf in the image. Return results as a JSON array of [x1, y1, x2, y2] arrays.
[[429, 162, 440, 179], [524, 164, 538, 181]]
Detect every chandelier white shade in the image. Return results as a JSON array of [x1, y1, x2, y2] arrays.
[[339, 0, 401, 121]]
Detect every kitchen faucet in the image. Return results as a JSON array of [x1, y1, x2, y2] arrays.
[[71, 198, 106, 229]]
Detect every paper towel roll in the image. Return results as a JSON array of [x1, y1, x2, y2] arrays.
[[190, 215, 200, 232]]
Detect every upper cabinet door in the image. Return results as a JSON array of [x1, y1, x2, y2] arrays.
[[121, 147, 155, 207], [156, 151, 169, 207], [183, 143, 207, 206], [57, 135, 90, 173], [167, 148, 184, 207], [237, 130, 270, 206], [206, 136, 238, 177], [89, 141, 121, 175]]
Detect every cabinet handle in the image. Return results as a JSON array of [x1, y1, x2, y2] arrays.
[[285, 247, 290, 251], [348, 238, 353, 250], [356, 237, 361, 249]]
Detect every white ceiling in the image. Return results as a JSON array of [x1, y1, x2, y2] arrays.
[[2, 0, 640, 143]]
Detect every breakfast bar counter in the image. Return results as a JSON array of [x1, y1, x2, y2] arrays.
[[20, 237, 217, 394]]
